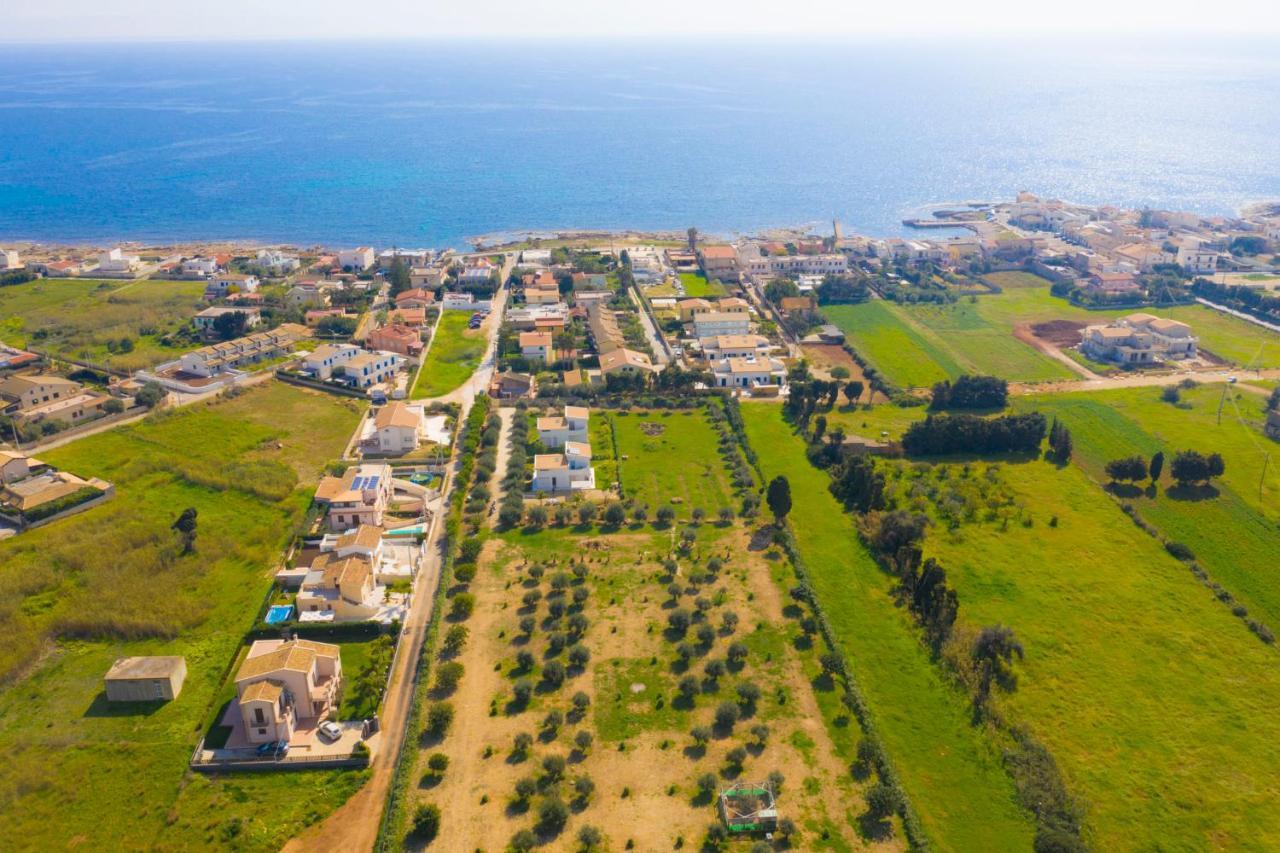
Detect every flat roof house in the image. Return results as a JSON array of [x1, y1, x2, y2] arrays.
[[537, 405, 589, 447], [693, 311, 752, 340], [205, 273, 260, 300], [339, 247, 375, 271], [296, 549, 382, 622], [302, 343, 361, 380], [104, 656, 186, 702], [235, 639, 342, 745], [532, 441, 595, 493], [344, 351, 402, 389], [698, 245, 740, 282], [193, 306, 262, 338]]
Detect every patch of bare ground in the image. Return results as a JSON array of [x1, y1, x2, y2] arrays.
[[1027, 320, 1085, 347], [802, 344, 889, 404], [405, 527, 902, 851]]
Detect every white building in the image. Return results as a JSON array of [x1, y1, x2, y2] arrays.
[[255, 249, 300, 274], [98, 247, 140, 273], [519, 248, 552, 266], [459, 258, 496, 285], [692, 311, 752, 339], [742, 252, 849, 280], [1081, 313, 1198, 365], [520, 331, 553, 364], [181, 256, 220, 277], [205, 273, 260, 299], [343, 351, 402, 389], [711, 356, 787, 389], [0, 249, 20, 270], [532, 441, 595, 493], [442, 291, 491, 311], [302, 343, 362, 380], [371, 402, 422, 454], [537, 405, 589, 448], [1175, 243, 1219, 275], [339, 247, 375, 271], [700, 334, 771, 361]]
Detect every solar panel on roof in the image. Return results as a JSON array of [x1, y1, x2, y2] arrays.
[[364, 476, 380, 492], [350, 476, 364, 491]]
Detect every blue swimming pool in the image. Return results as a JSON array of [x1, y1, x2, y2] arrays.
[[265, 605, 294, 625]]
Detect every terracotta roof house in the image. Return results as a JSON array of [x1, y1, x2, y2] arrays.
[[234, 639, 342, 745]]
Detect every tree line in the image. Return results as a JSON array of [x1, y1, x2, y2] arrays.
[[902, 412, 1047, 456], [929, 374, 1008, 411]]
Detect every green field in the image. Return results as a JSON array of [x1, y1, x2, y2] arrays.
[[742, 405, 1035, 850], [411, 311, 487, 399], [827, 286, 1280, 387], [0, 382, 367, 850], [0, 277, 207, 370], [646, 271, 727, 299], [612, 409, 736, 515], [1016, 385, 1280, 632], [909, 451, 1280, 849]]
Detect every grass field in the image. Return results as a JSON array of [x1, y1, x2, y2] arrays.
[[411, 311, 487, 399], [903, 455, 1280, 849], [646, 272, 727, 299], [0, 277, 207, 370], [827, 287, 1280, 387], [742, 405, 1034, 850], [0, 382, 367, 850], [612, 409, 737, 515], [1015, 385, 1280, 632], [403, 410, 895, 850]]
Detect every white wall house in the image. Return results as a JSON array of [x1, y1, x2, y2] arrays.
[[98, 247, 140, 273], [0, 249, 21, 270], [302, 343, 361, 380], [692, 311, 752, 339], [339, 247, 375, 271], [531, 441, 594, 492], [537, 405, 589, 448]]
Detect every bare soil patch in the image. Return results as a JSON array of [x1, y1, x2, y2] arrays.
[[638, 421, 666, 437], [802, 344, 889, 403], [1028, 320, 1086, 347]]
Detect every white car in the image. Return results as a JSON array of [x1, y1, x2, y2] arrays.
[[318, 721, 342, 742]]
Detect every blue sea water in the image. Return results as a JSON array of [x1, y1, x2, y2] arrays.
[[1, 39, 1278, 247]]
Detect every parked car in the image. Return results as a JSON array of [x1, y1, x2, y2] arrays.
[[256, 740, 289, 757], [318, 721, 342, 742]]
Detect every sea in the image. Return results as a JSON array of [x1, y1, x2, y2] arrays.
[[1, 38, 1279, 248]]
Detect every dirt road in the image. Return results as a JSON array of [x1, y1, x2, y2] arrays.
[[1011, 367, 1280, 396]]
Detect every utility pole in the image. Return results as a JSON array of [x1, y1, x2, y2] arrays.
[[1262, 453, 1271, 502], [1217, 383, 1228, 425]]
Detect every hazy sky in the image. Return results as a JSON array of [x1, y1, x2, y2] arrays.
[[5, 0, 1279, 42]]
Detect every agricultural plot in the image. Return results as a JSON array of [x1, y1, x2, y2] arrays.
[[0, 277, 207, 370], [826, 285, 1280, 387], [1016, 385, 1280, 631], [0, 382, 365, 850], [894, 456, 1280, 849], [412, 311, 488, 399], [820, 402, 928, 444], [612, 409, 741, 515], [402, 408, 893, 851], [741, 405, 1035, 850]]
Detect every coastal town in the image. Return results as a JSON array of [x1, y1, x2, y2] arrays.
[[2, 192, 1280, 851]]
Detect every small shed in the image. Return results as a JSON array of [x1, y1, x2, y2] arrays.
[[104, 656, 187, 702]]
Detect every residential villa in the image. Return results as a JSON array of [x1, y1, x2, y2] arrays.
[[525, 286, 561, 305], [599, 348, 656, 376], [697, 245, 740, 282], [520, 331, 554, 364], [193, 306, 262, 338], [344, 351, 402, 389], [369, 402, 423, 454], [234, 639, 342, 745], [410, 267, 447, 289], [314, 463, 393, 530], [181, 256, 221, 277], [506, 304, 568, 331], [394, 288, 435, 310], [286, 282, 334, 309], [1081, 313, 1198, 365], [710, 356, 787, 390], [204, 273, 260, 300], [0, 248, 21, 270], [302, 343, 361, 380], [98, 247, 140, 274], [367, 323, 424, 358], [1086, 270, 1141, 296], [742, 252, 848, 280], [296, 546, 381, 622], [0, 374, 113, 427], [532, 441, 595, 493], [678, 298, 715, 323], [700, 334, 771, 361], [459, 257, 497, 285], [255, 249, 300, 274], [692, 311, 752, 339], [491, 371, 534, 399], [0, 451, 112, 524], [339, 247, 375, 271], [388, 306, 428, 328], [537, 405, 589, 448]]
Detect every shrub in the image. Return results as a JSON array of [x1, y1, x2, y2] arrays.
[[516, 650, 536, 671], [542, 709, 564, 733], [726, 746, 747, 768], [704, 659, 726, 680], [410, 803, 441, 841], [604, 503, 627, 526], [750, 723, 769, 745], [691, 725, 712, 746], [574, 729, 594, 752], [512, 679, 534, 705], [538, 796, 570, 833], [572, 691, 591, 712], [697, 772, 718, 794], [573, 773, 596, 801], [510, 828, 537, 851], [542, 753, 567, 781], [427, 752, 449, 773], [449, 593, 476, 620], [543, 660, 566, 686], [727, 641, 749, 663], [513, 731, 533, 756], [668, 608, 692, 634], [426, 702, 453, 737], [865, 782, 902, 819], [1165, 541, 1196, 562], [736, 681, 762, 705], [434, 661, 464, 694], [577, 503, 597, 525], [656, 505, 676, 525], [514, 775, 537, 801], [577, 824, 604, 850], [678, 674, 700, 699], [715, 701, 740, 728], [441, 625, 469, 657], [568, 644, 591, 667]]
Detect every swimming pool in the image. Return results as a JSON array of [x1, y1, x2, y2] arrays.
[[265, 604, 294, 625]]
